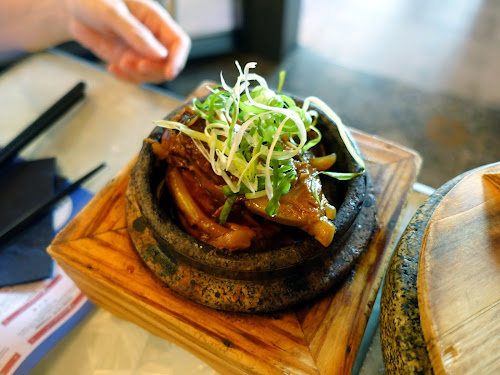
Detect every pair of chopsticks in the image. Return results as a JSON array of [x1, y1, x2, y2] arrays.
[[0, 81, 106, 244], [0, 163, 106, 243], [0, 81, 86, 168]]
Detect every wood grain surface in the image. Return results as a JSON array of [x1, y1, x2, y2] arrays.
[[418, 162, 500, 375], [48, 85, 421, 375]]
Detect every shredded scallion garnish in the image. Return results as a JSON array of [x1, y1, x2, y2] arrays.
[[154, 62, 365, 223]]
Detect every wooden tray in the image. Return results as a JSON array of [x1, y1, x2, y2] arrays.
[[48, 99, 420, 374], [418, 162, 500, 375]]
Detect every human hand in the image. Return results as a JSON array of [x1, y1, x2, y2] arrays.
[[66, 0, 191, 83]]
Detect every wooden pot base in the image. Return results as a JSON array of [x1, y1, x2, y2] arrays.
[[48, 117, 420, 375]]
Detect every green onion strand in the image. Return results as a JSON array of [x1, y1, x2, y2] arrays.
[[154, 62, 364, 220]]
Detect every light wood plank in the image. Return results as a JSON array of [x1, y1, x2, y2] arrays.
[[418, 163, 500, 375]]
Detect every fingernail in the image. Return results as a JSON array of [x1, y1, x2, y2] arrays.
[[168, 63, 182, 80], [155, 45, 168, 59], [149, 38, 168, 59]]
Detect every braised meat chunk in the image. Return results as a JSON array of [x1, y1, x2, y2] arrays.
[[244, 160, 336, 247], [152, 107, 337, 251]]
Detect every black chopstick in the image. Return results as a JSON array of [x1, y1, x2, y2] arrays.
[[0, 162, 105, 244], [0, 81, 86, 168]]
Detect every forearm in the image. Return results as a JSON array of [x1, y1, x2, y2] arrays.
[[0, 0, 190, 82], [0, 0, 71, 53]]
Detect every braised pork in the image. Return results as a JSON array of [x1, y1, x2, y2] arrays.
[[154, 107, 336, 250]]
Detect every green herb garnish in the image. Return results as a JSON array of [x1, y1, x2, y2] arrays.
[[154, 62, 365, 223]]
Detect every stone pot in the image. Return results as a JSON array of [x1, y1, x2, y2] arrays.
[[126, 96, 377, 312]]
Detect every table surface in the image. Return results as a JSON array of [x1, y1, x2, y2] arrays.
[[0, 51, 431, 375]]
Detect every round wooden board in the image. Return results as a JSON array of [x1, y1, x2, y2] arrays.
[[417, 162, 500, 375], [380, 173, 464, 375]]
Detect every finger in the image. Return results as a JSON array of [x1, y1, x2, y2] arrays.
[[164, 34, 191, 80], [137, 58, 164, 75], [126, 57, 166, 83], [125, 0, 190, 79], [105, 1, 167, 59], [127, 0, 188, 50], [108, 63, 144, 84], [113, 54, 166, 83], [137, 59, 168, 82], [69, 19, 127, 63], [71, 20, 165, 83], [137, 14, 190, 80]]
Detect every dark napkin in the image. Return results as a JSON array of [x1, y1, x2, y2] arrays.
[[0, 158, 55, 287]]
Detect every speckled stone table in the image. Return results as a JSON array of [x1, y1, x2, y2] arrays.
[[379, 170, 473, 374]]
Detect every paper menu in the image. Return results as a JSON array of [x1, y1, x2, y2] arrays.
[[0, 181, 95, 375], [0, 265, 93, 375]]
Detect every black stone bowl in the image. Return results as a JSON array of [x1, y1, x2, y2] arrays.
[[129, 96, 368, 282]]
